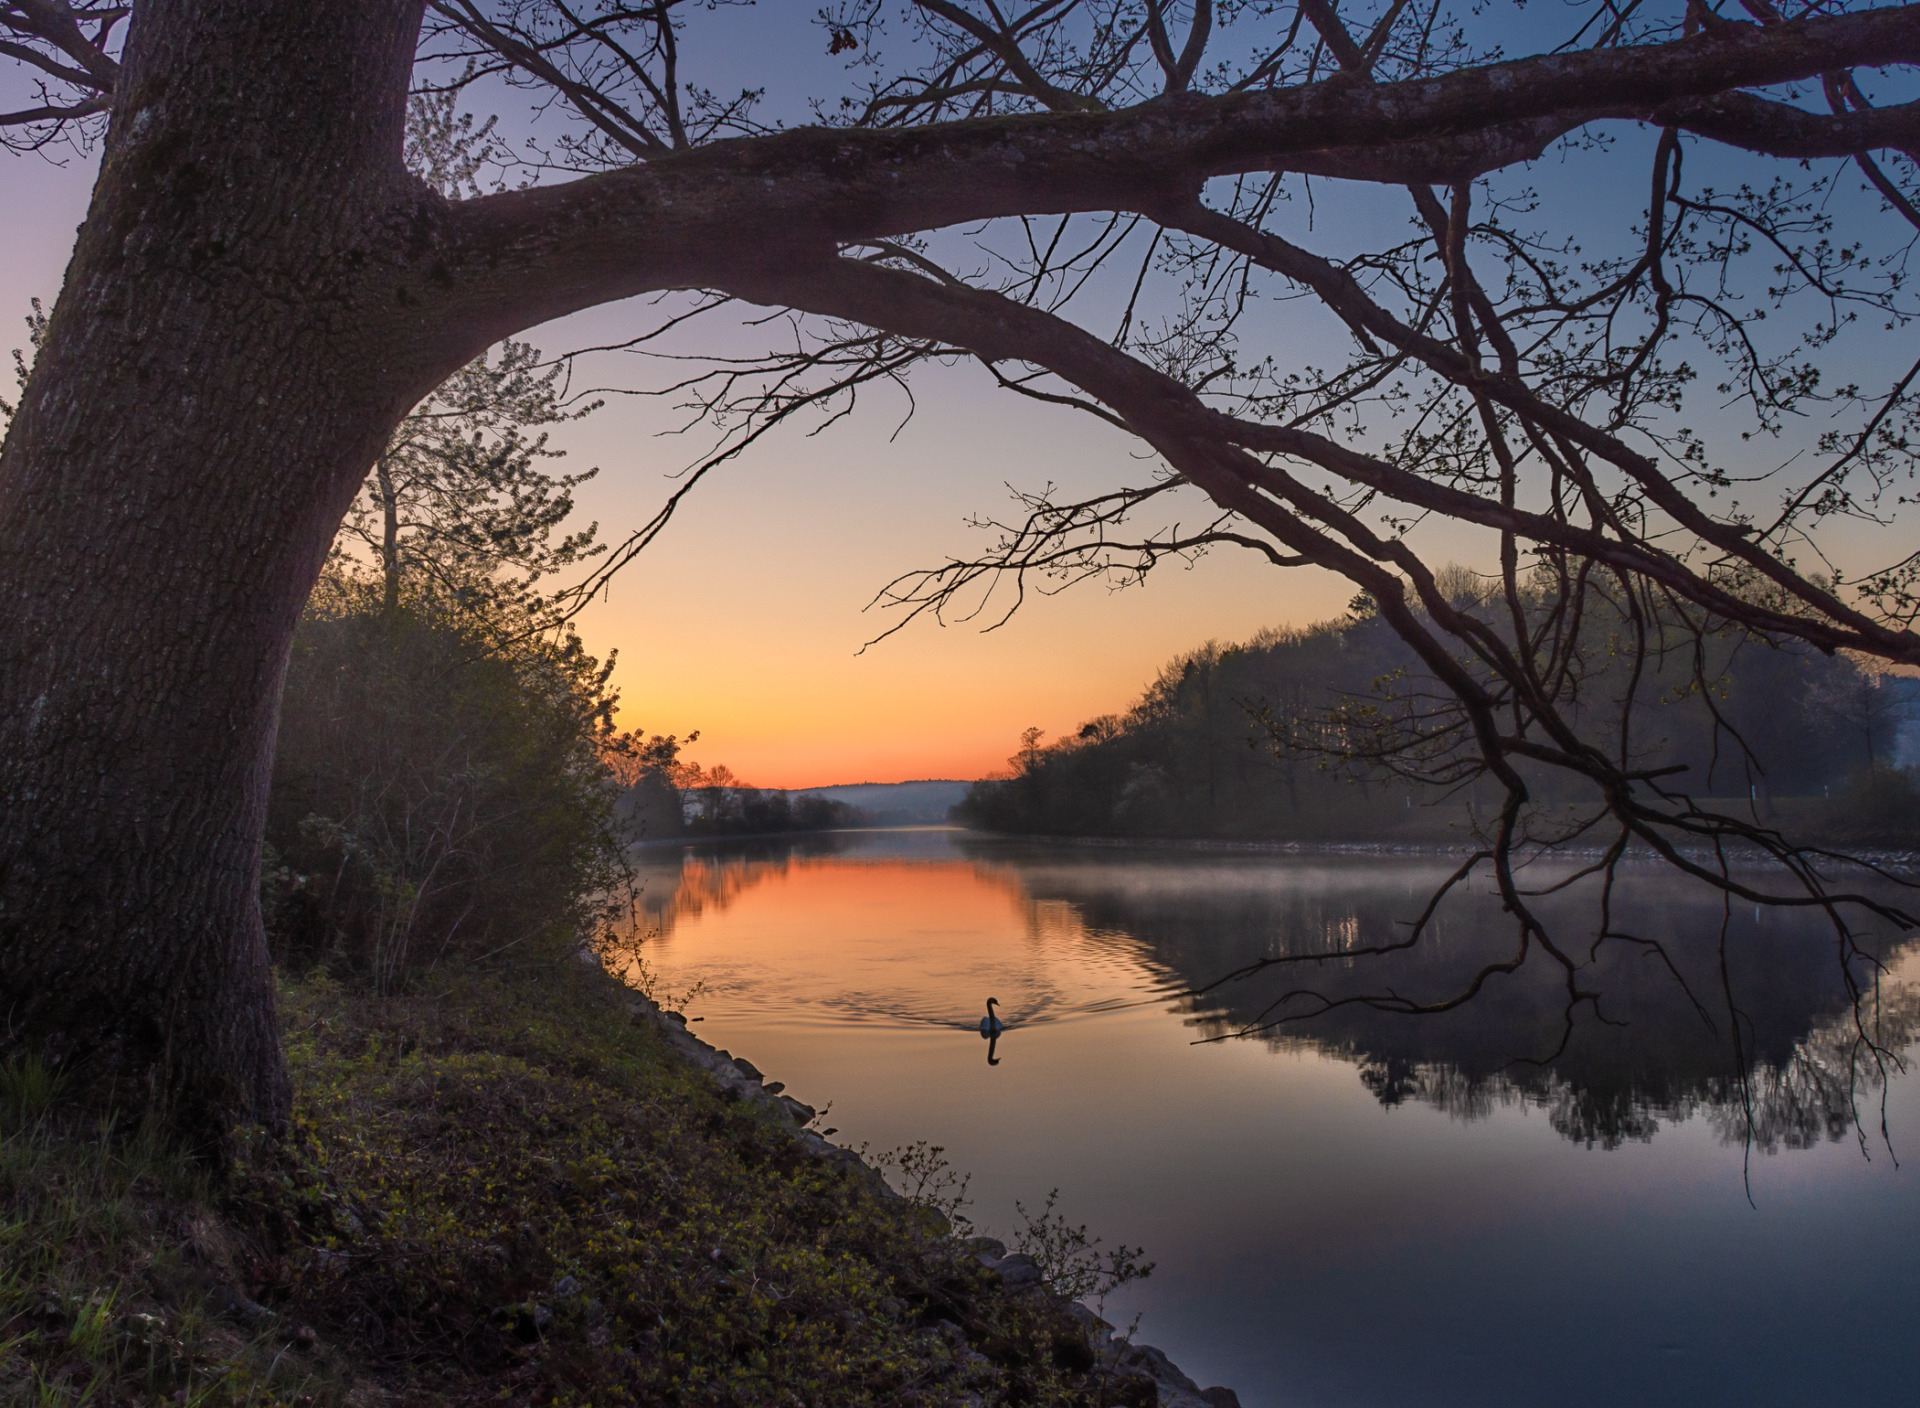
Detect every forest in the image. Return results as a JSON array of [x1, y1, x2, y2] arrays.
[[958, 572, 1920, 845]]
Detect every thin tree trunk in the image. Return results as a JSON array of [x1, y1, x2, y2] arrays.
[[378, 456, 402, 612], [0, 0, 436, 1147]]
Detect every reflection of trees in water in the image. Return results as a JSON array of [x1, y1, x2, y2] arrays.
[[1352, 982, 1920, 1153], [960, 840, 1919, 1151], [620, 834, 861, 944], [1706, 980, 1920, 1154], [619, 834, 1034, 948]]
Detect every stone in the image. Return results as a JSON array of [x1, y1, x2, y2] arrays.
[[731, 1056, 763, 1080], [990, 1253, 1043, 1290], [966, 1236, 1007, 1260], [1065, 1300, 1113, 1337], [779, 1095, 816, 1123], [1199, 1388, 1243, 1408], [762, 1080, 785, 1095], [1117, 1342, 1199, 1394], [824, 1148, 869, 1178]]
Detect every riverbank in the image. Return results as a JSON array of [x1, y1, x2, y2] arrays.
[[1, 953, 1236, 1406]]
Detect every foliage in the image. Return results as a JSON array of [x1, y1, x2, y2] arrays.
[[865, 1141, 976, 1236], [958, 585, 1909, 844], [3, 962, 1157, 1404], [612, 734, 868, 841], [0, 1100, 336, 1406], [1010, 1192, 1151, 1314], [338, 337, 605, 617], [0, 298, 47, 427], [265, 571, 639, 992]]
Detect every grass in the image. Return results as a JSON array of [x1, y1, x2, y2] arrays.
[[2, 961, 1155, 1407], [0, 1099, 320, 1405]]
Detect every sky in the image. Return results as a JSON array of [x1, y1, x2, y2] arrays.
[[0, 10, 1372, 790], [5, 3, 1913, 788], [0, 116, 1361, 788]]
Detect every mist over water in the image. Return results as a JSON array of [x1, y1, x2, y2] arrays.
[[620, 829, 1920, 1408]]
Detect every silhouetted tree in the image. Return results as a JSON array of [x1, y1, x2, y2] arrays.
[[5, 0, 1920, 1141]]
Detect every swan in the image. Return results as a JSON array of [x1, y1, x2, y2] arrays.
[[978, 997, 1006, 1037]]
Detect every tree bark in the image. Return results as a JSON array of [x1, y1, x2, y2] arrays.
[[0, 0, 440, 1145], [4, 0, 1920, 1147]]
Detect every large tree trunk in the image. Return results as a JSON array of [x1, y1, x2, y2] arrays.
[[0, 0, 443, 1146]]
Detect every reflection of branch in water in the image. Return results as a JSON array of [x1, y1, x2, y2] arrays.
[[1346, 972, 1920, 1154], [1227, 849, 1918, 1156], [1709, 980, 1920, 1157], [970, 841, 1920, 1153], [1251, 961, 1920, 1153]]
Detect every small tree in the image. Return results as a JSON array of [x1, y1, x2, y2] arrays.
[[342, 337, 605, 614]]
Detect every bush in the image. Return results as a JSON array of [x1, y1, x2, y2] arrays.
[[265, 574, 635, 991], [1814, 765, 1920, 846]]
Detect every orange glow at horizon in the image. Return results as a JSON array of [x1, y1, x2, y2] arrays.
[[558, 337, 1371, 791], [0, 143, 1429, 794], [642, 855, 1031, 952]]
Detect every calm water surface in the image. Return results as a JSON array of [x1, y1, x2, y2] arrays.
[[623, 829, 1920, 1408]]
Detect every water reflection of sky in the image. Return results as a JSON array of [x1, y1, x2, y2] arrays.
[[621, 829, 1920, 1408]]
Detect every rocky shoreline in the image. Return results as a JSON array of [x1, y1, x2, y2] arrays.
[[621, 982, 1242, 1408]]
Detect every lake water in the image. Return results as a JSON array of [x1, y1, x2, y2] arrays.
[[620, 829, 1920, 1408]]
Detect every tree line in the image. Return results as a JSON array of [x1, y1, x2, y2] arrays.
[[619, 746, 866, 842], [959, 573, 1920, 845]]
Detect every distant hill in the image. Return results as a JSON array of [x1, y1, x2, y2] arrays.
[[790, 779, 974, 826]]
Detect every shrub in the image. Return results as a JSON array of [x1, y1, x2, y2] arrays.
[[265, 573, 636, 990]]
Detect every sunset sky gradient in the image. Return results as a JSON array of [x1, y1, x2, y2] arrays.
[[0, 30, 1374, 790], [9, 3, 1899, 788]]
